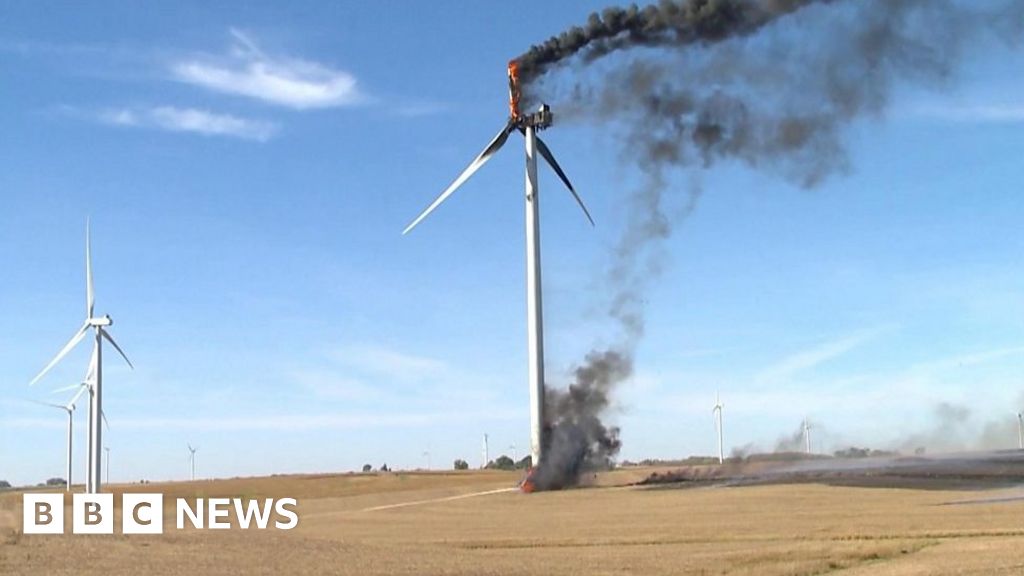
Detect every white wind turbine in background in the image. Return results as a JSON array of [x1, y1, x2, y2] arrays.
[[712, 393, 724, 464], [188, 444, 199, 481], [32, 383, 89, 492], [803, 418, 812, 455], [29, 220, 133, 494], [1016, 412, 1023, 450], [403, 63, 593, 470], [482, 433, 489, 469]]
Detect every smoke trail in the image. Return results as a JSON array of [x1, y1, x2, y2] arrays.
[[774, 422, 808, 453], [530, 350, 629, 490], [517, 0, 1021, 490]]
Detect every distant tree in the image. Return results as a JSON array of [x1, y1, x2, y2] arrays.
[[362, 464, 373, 473], [0, 480, 10, 489], [380, 463, 390, 472], [453, 459, 469, 470], [45, 478, 65, 487], [486, 455, 515, 470], [516, 455, 532, 470]]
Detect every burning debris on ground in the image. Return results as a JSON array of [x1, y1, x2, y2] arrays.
[[635, 450, 1024, 491]]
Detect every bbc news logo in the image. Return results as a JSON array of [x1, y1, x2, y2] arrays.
[[23, 494, 299, 534]]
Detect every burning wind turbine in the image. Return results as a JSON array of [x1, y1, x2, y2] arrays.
[[403, 62, 594, 488]]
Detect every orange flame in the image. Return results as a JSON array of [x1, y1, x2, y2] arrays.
[[520, 466, 536, 493], [507, 60, 521, 119]]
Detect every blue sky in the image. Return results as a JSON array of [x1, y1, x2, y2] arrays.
[[2, 1, 1023, 486]]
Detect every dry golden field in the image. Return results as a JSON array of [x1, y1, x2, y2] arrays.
[[2, 468, 1024, 575]]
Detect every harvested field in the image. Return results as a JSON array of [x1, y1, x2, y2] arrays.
[[3, 465, 1024, 575]]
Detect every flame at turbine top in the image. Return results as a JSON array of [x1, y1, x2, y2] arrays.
[[507, 59, 521, 120]]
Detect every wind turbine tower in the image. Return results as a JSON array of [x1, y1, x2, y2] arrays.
[[403, 62, 592, 470], [803, 419, 812, 455], [712, 393, 724, 464], [1017, 412, 1023, 450], [33, 383, 88, 492], [188, 443, 198, 481], [482, 433, 489, 469], [30, 220, 133, 494]]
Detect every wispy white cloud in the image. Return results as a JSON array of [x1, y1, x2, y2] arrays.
[[906, 346, 1024, 377], [172, 28, 361, 110], [328, 344, 447, 382], [2, 411, 520, 431], [99, 106, 277, 141], [755, 327, 889, 386], [913, 103, 1024, 123]]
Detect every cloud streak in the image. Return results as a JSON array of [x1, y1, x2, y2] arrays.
[[99, 106, 277, 141], [3, 410, 519, 432], [914, 103, 1024, 123], [172, 29, 361, 110], [755, 327, 889, 386]]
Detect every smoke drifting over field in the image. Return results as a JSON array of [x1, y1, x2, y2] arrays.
[[516, 0, 1021, 489]]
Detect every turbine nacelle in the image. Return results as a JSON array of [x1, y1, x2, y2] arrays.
[[88, 315, 113, 327], [514, 104, 552, 131]]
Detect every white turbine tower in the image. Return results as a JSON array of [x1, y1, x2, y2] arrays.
[[712, 393, 724, 465], [32, 383, 89, 492], [803, 418, 812, 455], [1016, 412, 1023, 450], [29, 220, 133, 494], [403, 62, 593, 470], [482, 433, 489, 469], [188, 443, 198, 481]]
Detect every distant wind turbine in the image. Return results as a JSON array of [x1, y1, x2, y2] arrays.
[[422, 450, 431, 471], [482, 433, 489, 469], [104, 446, 110, 485], [803, 418, 812, 455], [712, 392, 724, 465], [32, 383, 89, 492], [1017, 412, 1023, 450], [188, 443, 198, 481], [29, 220, 133, 494]]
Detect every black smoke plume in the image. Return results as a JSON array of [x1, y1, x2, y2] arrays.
[[529, 350, 630, 490], [517, 0, 1021, 490]]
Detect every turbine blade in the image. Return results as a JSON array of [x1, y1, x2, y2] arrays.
[[534, 135, 595, 227], [101, 410, 110, 430], [100, 328, 134, 369], [86, 218, 95, 319], [30, 399, 66, 410], [29, 323, 90, 386], [67, 383, 89, 409], [402, 123, 513, 235], [85, 346, 98, 382], [51, 382, 86, 394]]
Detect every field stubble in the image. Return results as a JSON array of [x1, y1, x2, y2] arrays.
[[2, 468, 1024, 575]]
